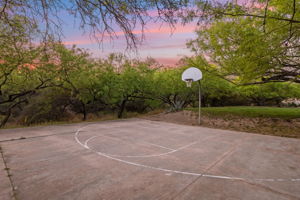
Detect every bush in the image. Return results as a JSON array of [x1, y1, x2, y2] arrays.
[[18, 89, 72, 125]]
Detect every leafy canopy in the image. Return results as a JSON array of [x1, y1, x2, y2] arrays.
[[188, 0, 300, 84]]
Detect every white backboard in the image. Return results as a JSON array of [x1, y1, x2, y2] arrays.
[[182, 67, 202, 82]]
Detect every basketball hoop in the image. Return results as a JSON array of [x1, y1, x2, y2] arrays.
[[181, 67, 203, 125], [184, 79, 193, 87]]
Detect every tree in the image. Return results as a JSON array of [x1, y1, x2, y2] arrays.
[[18, 88, 71, 125], [51, 44, 99, 120], [188, 13, 300, 84], [51, 47, 157, 119], [239, 82, 300, 106], [95, 58, 156, 118], [192, 0, 300, 30], [0, 17, 56, 127], [152, 68, 196, 111]]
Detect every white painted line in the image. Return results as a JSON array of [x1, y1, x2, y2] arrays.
[[202, 174, 244, 180], [84, 135, 197, 158], [84, 136, 98, 147], [144, 142, 176, 151], [74, 124, 300, 182]]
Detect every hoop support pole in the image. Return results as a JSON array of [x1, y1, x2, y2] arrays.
[[198, 81, 201, 125]]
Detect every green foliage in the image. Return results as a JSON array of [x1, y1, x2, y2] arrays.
[[2, 38, 300, 127], [183, 58, 244, 106], [1, 25, 300, 127], [0, 17, 56, 127], [97, 62, 157, 117], [188, 0, 300, 84], [2, 1, 299, 127], [19, 88, 71, 125], [152, 67, 196, 111], [238, 83, 300, 106], [200, 72, 240, 106], [49, 45, 158, 119]]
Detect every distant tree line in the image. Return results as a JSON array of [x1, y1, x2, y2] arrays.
[[1, 34, 300, 127]]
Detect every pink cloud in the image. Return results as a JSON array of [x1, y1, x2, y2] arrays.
[[155, 57, 179, 66], [141, 43, 186, 50], [63, 23, 197, 46], [63, 39, 95, 45], [62, 21, 198, 67], [110, 23, 196, 37]]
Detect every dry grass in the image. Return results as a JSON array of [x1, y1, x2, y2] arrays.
[[144, 109, 300, 139], [1, 113, 117, 129], [1, 109, 164, 129]]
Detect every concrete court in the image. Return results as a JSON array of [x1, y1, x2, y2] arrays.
[[0, 119, 300, 200]]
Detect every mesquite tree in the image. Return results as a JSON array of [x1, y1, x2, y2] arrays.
[[0, 17, 56, 127], [188, 0, 300, 84]]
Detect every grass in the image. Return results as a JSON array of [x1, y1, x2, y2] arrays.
[[185, 106, 300, 138], [187, 106, 300, 120]]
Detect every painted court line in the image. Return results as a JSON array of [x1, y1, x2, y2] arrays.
[[84, 135, 197, 158], [74, 124, 300, 182], [144, 142, 176, 151]]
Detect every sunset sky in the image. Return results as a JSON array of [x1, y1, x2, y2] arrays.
[[61, 14, 198, 66], [57, 0, 266, 66]]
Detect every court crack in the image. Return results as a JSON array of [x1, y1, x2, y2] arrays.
[[170, 135, 250, 200], [0, 131, 75, 143], [0, 145, 18, 200], [240, 179, 300, 200]]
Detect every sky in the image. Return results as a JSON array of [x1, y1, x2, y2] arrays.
[[48, 0, 264, 66], [60, 13, 198, 66]]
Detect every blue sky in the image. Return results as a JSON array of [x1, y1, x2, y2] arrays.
[[58, 10, 198, 66]]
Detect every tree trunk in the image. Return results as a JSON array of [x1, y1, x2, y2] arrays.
[[0, 110, 11, 128], [118, 99, 127, 118], [81, 102, 87, 121]]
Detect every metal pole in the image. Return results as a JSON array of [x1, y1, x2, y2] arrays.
[[198, 81, 201, 125]]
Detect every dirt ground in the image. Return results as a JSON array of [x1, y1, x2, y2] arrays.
[[142, 111, 300, 138], [0, 118, 300, 200]]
